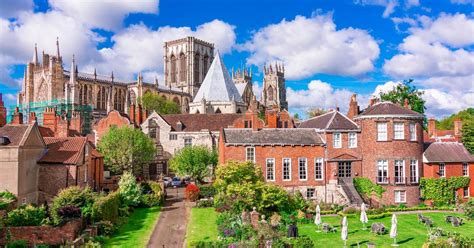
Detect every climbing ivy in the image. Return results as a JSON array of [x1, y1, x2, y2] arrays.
[[420, 177, 470, 204], [353, 177, 386, 200]]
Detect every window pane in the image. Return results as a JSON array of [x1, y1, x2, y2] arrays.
[[333, 133, 341, 148], [377, 123, 387, 141], [283, 158, 291, 180], [266, 159, 275, 181], [299, 158, 307, 180], [246, 147, 255, 162], [394, 122, 404, 139], [315, 158, 323, 180], [410, 123, 416, 141]]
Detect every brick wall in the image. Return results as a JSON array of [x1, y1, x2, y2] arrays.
[[38, 165, 78, 203], [357, 117, 424, 206], [0, 218, 83, 246], [423, 162, 474, 199], [93, 110, 131, 145]]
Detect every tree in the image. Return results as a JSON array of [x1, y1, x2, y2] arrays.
[[139, 92, 181, 114], [293, 113, 301, 122], [306, 108, 328, 118], [169, 145, 218, 183], [379, 79, 426, 115], [462, 120, 474, 154], [97, 126, 156, 174], [436, 108, 474, 130]]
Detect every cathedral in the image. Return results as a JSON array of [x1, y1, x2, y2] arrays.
[[15, 36, 288, 133]]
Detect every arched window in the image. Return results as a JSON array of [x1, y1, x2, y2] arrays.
[[194, 52, 200, 84], [129, 90, 136, 106], [173, 97, 180, 106], [170, 55, 177, 83], [203, 55, 209, 76], [101, 87, 106, 109], [113, 90, 118, 110], [88, 86, 92, 105], [179, 53, 186, 82], [267, 85, 274, 101], [79, 85, 83, 105]]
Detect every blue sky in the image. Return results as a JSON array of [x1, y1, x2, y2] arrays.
[[0, 0, 473, 118]]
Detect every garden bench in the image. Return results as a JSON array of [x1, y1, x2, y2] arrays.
[[418, 214, 434, 227], [371, 223, 386, 235], [322, 223, 337, 233], [451, 217, 463, 227]]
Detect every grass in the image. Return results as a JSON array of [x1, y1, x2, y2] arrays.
[[299, 212, 474, 247], [186, 207, 219, 247], [103, 206, 161, 248]]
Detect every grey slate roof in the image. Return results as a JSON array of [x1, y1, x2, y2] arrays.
[[424, 142, 474, 163], [0, 124, 30, 146], [298, 111, 359, 130], [223, 128, 324, 145], [356, 101, 423, 118], [235, 83, 248, 97], [192, 51, 243, 103]]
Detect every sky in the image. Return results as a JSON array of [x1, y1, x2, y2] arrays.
[[0, 0, 473, 119]]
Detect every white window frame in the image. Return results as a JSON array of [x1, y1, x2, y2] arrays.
[[184, 137, 192, 147], [377, 160, 389, 184], [394, 160, 405, 184], [410, 160, 419, 183], [169, 134, 178, 140], [464, 187, 470, 198], [348, 132, 357, 148], [394, 122, 405, 140], [394, 190, 406, 203], [377, 122, 388, 141], [314, 158, 324, 180], [246, 147, 255, 162], [333, 133, 342, 148], [282, 158, 291, 181], [409, 123, 417, 141], [266, 158, 275, 181], [463, 162, 469, 176], [298, 157, 308, 181], [306, 188, 316, 199], [439, 163, 446, 177]]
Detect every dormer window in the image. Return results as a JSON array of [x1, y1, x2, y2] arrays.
[[176, 121, 184, 131]]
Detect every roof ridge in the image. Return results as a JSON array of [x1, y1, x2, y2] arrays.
[[325, 111, 337, 129]]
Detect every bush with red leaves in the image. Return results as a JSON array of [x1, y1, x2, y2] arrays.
[[57, 205, 82, 219], [184, 184, 200, 202]]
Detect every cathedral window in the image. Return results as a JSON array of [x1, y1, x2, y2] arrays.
[[79, 85, 83, 105], [179, 53, 186, 82], [194, 52, 200, 84], [114, 90, 118, 110], [129, 90, 136, 106], [203, 55, 209, 76], [267, 86, 274, 101], [170, 55, 177, 83], [101, 87, 106, 109]]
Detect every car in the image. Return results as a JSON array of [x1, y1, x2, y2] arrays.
[[171, 177, 182, 187], [182, 176, 192, 186], [163, 177, 172, 188]]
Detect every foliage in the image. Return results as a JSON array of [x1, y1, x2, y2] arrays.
[[57, 205, 82, 219], [259, 184, 290, 213], [462, 119, 474, 154], [379, 79, 426, 115], [195, 199, 214, 208], [141, 194, 161, 207], [95, 220, 116, 236], [461, 198, 474, 219], [140, 181, 164, 206], [185, 184, 200, 202], [420, 176, 470, 204], [436, 108, 474, 130], [92, 191, 121, 223], [293, 235, 315, 248], [6, 205, 46, 226], [6, 240, 28, 248], [270, 212, 282, 227], [289, 191, 309, 211], [118, 171, 142, 207], [51, 186, 97, 225], [306, 108, 328, 118], [139, 91, 181, 114], [169, 146, 218, 183], [198, 184, 216, 198], [0, 191, 16, 210], [214, 161, 263, 192], [97, 126, 156, 174], [353, 177, 386, 199]]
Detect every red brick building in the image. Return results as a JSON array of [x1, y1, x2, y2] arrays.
[[425, 117, 463, 142], [423, 142, 474, 200]]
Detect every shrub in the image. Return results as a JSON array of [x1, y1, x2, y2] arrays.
[[461, 198, 474, 219], [57, 205, 82, 219], [198, 184, 216, 198], [141, 194, 161, 207], [294, 235, 315, 248], [288, 191, 308, 212], [6, 205, 46, 226], [214, 161, 263, 192], [6, 240, 28, 248], [118, 171, 142, 207], [95, 220, 116, 235], [259, 184, 290, 213], [420, 177, 470, 204], [51, 186, 97, 225], [0, 191, 16, 210], [184, 184, 200, 201], [92, 191, 120, 223], [195, 199, 213, 208], [353, 177, 386, 199]]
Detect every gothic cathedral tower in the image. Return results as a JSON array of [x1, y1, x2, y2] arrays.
[[262, 63, 288, 110], [163, 37, 214, 97]]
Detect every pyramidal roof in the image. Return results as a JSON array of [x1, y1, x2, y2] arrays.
[[192, 51, 243, 103]]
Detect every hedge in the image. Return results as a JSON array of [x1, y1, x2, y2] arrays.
[[353, 177, 386, 199], [92, 191, 121, 223], [420, 177, 470, 204]]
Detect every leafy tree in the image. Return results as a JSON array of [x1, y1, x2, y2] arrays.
[[462, 120, 474, 154], [169, 146, 218, 183], [139, 92, 181, 114], [97, 126, 156, 174], [379, 79, 426, 115], [293, 113, 300, 121], [436, 108, 474, 130], [214, 161, 263, 192], [118, 171, 142, 207], [306, 108, 328, 118]]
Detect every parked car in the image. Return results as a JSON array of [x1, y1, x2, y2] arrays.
[[171, 177, 182, 187], [163, 177, 172, 188], [182, 176, 192, 186]]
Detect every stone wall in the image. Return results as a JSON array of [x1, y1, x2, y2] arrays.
[[0, 219, 83, 246]]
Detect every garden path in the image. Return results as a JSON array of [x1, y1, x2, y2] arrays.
[[147, 187, 189, 248]]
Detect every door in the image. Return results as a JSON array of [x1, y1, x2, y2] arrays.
[[338, 162, 352, 178]]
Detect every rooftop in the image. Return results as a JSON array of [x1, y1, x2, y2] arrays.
[[162, 113, 242, 132], [0, 124, 31, 146], [298, 110, 359, 131], [223, 128, 324, 146], [423, 142, 474, 163], [356, 101, 423, 118], [39, 137, 87, 164]]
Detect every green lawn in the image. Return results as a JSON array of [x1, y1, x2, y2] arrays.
[[103, 206, 161, 248], [186, 207, 219, 247], [299, 212, 474, 247]]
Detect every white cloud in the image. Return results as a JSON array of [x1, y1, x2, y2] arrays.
[[242, 13, 380, 80], [287, 80, 355, 114], [372, 81, 401, 96], [90, 19, 236, 81], [252, 81, 263, 100], [423, 88, 474, 118], [49, 0, 159, 31], [0, 0, 33, 19]]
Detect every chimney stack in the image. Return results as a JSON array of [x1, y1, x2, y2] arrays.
[[29, 112, 37, 124], [428, 118, 437, 138], [454, 118, 462, 137], [347, 94, 359, 120], [11, 107, 23, 124], [404, 98, 411, 109]]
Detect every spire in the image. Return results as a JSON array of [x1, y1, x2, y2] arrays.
[[69, 54, 76, 84], [111, 71, 114, 82], [32, 43, 38, 65], [93, 68, 97, 80], [56, 37, 60, 58], [154, 75, 159, 87], [137, 72, 143, 86]]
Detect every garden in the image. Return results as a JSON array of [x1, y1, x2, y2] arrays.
[[0, 171, 164, 247], [184, 161, 474, 247]]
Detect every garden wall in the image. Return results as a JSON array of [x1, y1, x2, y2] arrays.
[[0, 218, 83, 246]]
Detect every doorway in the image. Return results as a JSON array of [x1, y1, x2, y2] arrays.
[[338, 161, 352, 178]]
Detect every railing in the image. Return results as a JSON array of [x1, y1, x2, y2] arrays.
[[394, 176, 406, 185], [409, 177, 419, 184], [376, 176, 389, 184]]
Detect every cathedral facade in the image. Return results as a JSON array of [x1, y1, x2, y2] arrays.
[[262, 63, 288, 110]]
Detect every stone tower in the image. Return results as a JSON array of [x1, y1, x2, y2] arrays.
[[163, 36, 214, 97], [232, 66, 252, 85], [262, 63, 287, 110]]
